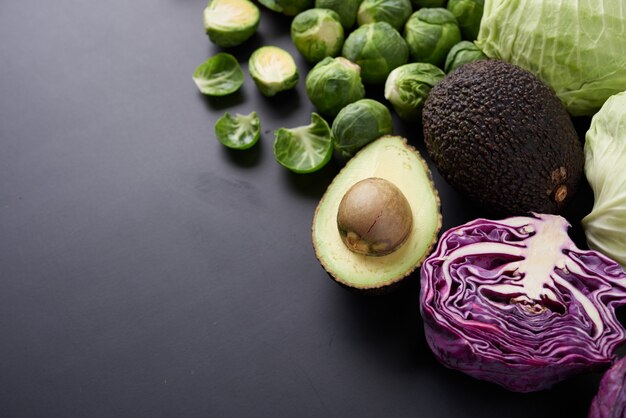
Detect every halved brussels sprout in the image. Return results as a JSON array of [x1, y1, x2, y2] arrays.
[[444, 40, 487, 73], [291, 9, 344, 63], [305, 57, 365, 117], [404, 8, 462, 67], [332, 99, 393, 160], [315, 0, 360, 29], [356, 0, 413, 31], [258, 0, 313, 16], [248, 46, 299, 96], [203, 0, 260, 47], [342, 22, 409, 84], [274, 113, 333, 173], [192, 53, 244, 96], [214, 111, 261, 150], [384, 63, 445, 120], [447, 0, 484, 41]]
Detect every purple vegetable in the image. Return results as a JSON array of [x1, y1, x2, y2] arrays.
[[420, 213, 626, 392], [589, 355, 626, 418]]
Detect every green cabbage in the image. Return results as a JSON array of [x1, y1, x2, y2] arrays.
[[582, 91, 626, 269], [476, 0, 626, 117]]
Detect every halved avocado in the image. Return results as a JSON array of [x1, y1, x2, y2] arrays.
[[312, 135, 442, 291]]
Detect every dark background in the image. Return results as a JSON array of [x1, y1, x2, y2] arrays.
[[0, 1, 603, 417]]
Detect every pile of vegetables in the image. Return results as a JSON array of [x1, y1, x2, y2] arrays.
[[193, 0, 626, 414]]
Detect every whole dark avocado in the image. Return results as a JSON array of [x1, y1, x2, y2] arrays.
[[422, 59, 584, 216]]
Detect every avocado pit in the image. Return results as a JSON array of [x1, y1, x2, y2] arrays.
[[336, 177, 413, 256]]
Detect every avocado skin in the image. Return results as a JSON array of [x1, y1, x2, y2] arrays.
[[422, 59, 584, 216]]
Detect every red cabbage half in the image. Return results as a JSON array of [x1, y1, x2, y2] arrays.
[[589, 355, 626, 418], [420, 214, 626, 392]]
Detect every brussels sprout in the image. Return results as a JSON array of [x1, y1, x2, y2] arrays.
[[356, 0, 413, 31], [342, 22, 409, 84], [315, 0, 359, 29], [192, 53, 244, 96], [332, 99, 393, 159], [248, 46, 299, 96], [305, 57, 365, 117], [258, 0, 313, 16], [447, 0, 484, 40], [404, 8, 462, 67], [214, 111, 261, 150], [411, 0, 446, 7], [274, 113, 333, 173], [384, 63, 445, 120], [203, 0, 260, 47], [444, 40, 487, 73], [291, 9, 345, 63]]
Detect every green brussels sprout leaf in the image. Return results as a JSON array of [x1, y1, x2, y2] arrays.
[[315, 0, 360, 29], [332, 99, 393, 160], [203, 0, 260, 47], [305, 57, 365, 117], [357, 0, 413, 31], [342, 22, 408, 84], [193, 53, 244, 96], [404, 8, 462, 68], [384, 63, 445, 120], [258, 0, 313, 16], [274, 113, 333, 173], [291, 9, 345, 63], [447, 0, 484, 41], [214, 111, 261, 150], [444, 40, 487, 73], [249, 46, 299, 96]]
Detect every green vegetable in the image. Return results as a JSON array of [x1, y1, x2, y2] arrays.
[[582, 91, 626, 269], [257, 0, 313, 16], [404, 8, 461, 68], [192, 53, 244, 96], [202, 0, 260, 47], [444, 40, 487, 73], [305, 57, 365, 117], [274, 113, 334, 173], [476, 0, 626, 116], [291, 9, 344, 63], [214, 111, 261, 150], [315, 0, 360, 29], [332, 99, 393, 160], [411, 0, 446, 7], [446, 0, 484, 40], [384, 63, 445, 120], [248, 46, 299, 96], [342, 22, 409, 84], [356, 0, 413, 31]]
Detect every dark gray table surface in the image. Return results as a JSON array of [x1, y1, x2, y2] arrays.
[[0, 1, 602, 417]]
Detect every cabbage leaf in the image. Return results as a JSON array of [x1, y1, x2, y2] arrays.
[[476, 0, 626, 116], [582, 91, 626, 269]]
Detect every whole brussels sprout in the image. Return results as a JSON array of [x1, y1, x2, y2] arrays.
[[447, 0, 484, 40], [444, 40, 487, 73], [332, 99, 393, 159], [291, 9, 345, 63], [249, 46, 299, 96], [203, 0, 260, 47], [384, 63, 445, 120], [404, 8, 462, 67], [258, 0, 313, 16], [306, 57, 366, 117], [356, 0, 413, 31], [342, 22, 409, 84], [315, 0, 360, 29]]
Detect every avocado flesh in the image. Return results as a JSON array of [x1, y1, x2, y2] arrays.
[[312, 136, 441, 290]]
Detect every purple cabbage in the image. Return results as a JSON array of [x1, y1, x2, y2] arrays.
[[420, 213, 626, 392], [589, 355, 626, 418]]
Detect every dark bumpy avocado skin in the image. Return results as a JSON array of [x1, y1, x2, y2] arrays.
[[422, 59, 584, 215]]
